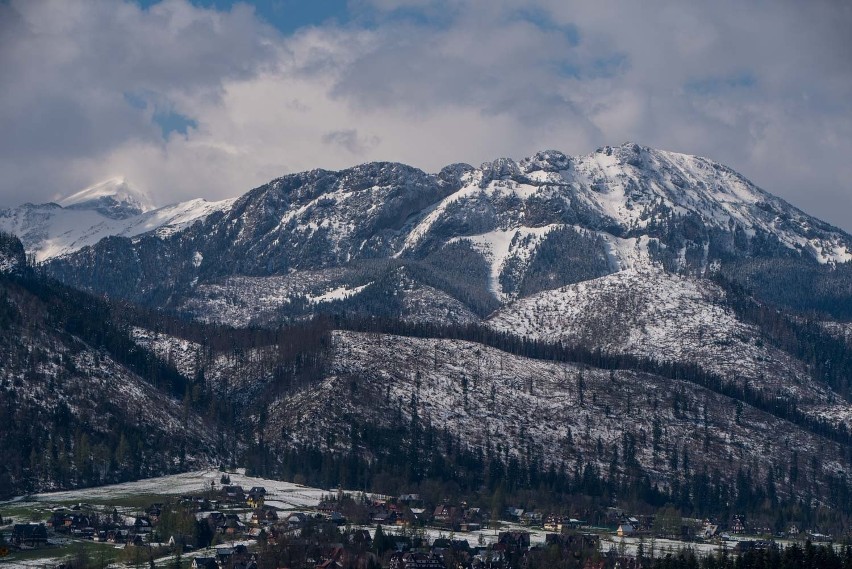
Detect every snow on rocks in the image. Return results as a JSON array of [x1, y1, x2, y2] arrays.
[[450, 225, 559, 300]]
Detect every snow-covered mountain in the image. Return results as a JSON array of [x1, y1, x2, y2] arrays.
[[0, 178, 235, 262], [41, 143, 852, 324], [7, 145, 852, 512]]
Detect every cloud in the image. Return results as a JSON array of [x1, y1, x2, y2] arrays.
[[0, 0, 851, 231], [322, 129, 380, 155]]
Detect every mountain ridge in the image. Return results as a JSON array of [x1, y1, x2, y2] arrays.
[[36, 143, 852, 328]]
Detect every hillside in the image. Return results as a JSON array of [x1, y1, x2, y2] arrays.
[[0, 253, 219, 497], [487, 269, 851, 421], [127, 326, 852, 522]]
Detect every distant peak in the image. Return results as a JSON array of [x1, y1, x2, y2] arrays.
[[59, 177, 155, 219]]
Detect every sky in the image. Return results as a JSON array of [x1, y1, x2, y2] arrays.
[[1, 0, 851, 230]]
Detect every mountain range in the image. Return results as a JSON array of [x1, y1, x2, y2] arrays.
[[3, 142, 852, 528]]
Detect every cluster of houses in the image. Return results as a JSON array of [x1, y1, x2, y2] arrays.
[[191, 544, 257, 569], [499, 506, 824, 543], [1, 477, 838, 569], [272, 526, 599, 569], [379, 530, 600, 569], [431, 503, 484, 532], [10, 522, 49, 547], [43, 504, 151, 545]]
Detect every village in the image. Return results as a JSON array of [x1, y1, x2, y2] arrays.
[[0, 469, 836, 569]]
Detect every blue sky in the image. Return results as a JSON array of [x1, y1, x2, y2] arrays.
[[139, 0, 352, 33], [1, 0, 851, 230]]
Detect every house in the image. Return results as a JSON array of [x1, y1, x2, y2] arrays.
[[215, 546, 235, 565], [545, 533, 600, 552], [348, 529, 373, 549], [59, 514, 91, 534], [731, 516, 746, 534], [497, 531, 530, 552], [250, 507, 279, 525], [47, 510, 70, 529], [372, 510, 398, 525], [222, 485, 246, 500], [433, 505, 455, 526], [12, 523, 48, 547], [472, 550, 505, 569], [132, 516, 152, 534], [460, 507, 483, 531], [520, 511, 543, 527], [565, 518, 585, 530], [247, 487, 266, 508], [701, 524, 719, 539], [287, 512, 309, 528], [146, 503, 163, 522], [192, 557, 218, 569], [388, 551, 445, 569], [503, 507, 524, 521], [616, 523, 635, 537], [222, 516, 245, 535], [544, 514, 564, 532], [432, 538, 470, 552], [315, 545, 346, 569], [733, 541, 757, 553]]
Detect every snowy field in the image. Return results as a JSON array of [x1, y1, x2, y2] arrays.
[[3, 469, 334, 511]]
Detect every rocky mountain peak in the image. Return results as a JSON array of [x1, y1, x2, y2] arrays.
[[479, 157, 521, 182], [59, 177, 155, 219], [519, 150, 571, 173]]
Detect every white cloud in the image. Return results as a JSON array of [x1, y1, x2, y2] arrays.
[[1, 0, 851, 230]]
